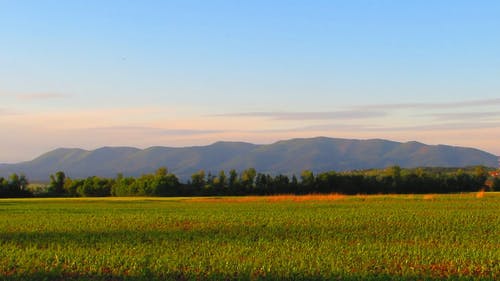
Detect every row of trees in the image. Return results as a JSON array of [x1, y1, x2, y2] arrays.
[[1, 166, 498, 198], [0, 174, 31, 197]]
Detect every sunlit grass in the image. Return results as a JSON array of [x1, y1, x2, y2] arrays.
[[0, 193, 499, 280], [190, 193, 346, 203]]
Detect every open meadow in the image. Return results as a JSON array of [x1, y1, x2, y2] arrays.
[[0, 193, 499, 280]]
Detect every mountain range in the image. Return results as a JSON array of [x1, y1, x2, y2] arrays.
[[0, 137, 497, 182]]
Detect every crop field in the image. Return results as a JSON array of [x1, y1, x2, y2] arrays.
[[0, 193, 499, 280]]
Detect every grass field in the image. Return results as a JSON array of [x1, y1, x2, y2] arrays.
[[0, 193, 498, 280]]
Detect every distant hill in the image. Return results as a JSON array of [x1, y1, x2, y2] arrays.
[[0, 137, 497, 181]]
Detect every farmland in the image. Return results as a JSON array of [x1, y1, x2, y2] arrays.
[[0, 193, 499, 280]]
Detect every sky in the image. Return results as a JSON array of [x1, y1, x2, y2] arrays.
[[1, 0, 500, 163]]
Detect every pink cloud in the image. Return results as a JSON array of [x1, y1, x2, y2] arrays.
[[16, 93, 69, 100]]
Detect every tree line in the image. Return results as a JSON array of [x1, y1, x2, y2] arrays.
[[1, 166, 498, 198], [0, 173, 31, 197]]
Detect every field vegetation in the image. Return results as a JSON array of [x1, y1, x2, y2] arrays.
[[0, 193, 498, 280]]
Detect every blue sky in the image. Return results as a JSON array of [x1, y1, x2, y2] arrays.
[[1, 0, 499, 162]]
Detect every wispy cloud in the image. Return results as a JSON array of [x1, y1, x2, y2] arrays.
[[87, 126, 225, 136], [428, 111, 500, 121], [211, 110, 386, 120], [247, 123, 370, 133], [364, 122, 500, 132], [247, 122, 500, 134], [16, 93, 69, 100], [0, 108, 20, 116], [211, 98, 500, 121], [361, 98, 500, 110]]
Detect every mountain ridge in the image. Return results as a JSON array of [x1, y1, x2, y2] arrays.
[[0, 137, 497, 181]]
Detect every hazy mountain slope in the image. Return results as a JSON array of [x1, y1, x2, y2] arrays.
[[0, 137, 497, 181]]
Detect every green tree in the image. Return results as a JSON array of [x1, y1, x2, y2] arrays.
[[156, 167, 168, 177], [473, 165, 489, 188], [49, 171, 66, 194], [18, 174, 28, 191], [300, 170, 315, 192], [218, 170, 227, 188], [291, 174, 299, 192], [491, 177, 500, 191], [111, 175, 136, 196], [64, 178, 83, 196], [228, 169, 239, 193], [153, 167, 180, 196], [254, 173, 269, 194], [206, 172, 215, 189], [240, 168, 257, 190], [8, 174, 20, 191], [213, 170, 227, 190], [191, 170, 206, 189], [386, 165, 402, 181], [77, 176, 112, 197], [0, 174, 32, 197], [273, 174, 290, 194]]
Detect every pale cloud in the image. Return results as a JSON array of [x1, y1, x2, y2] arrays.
[[1, 106, 169, 129], [87, 126, 225, 136], [427, 111, 500, 121], [248, 123, 370, 133], [0, 108, 20, 116], [210, 98, 500, 123], [292, 122, 500, 132], [361, 98, 500, 110], [367, 122, 500, 132], [16, 93, 69, 100], [211, 110, 386, 120]]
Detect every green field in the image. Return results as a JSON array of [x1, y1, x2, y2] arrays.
[[0, 194, 499, 280]]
